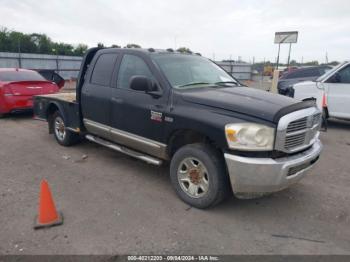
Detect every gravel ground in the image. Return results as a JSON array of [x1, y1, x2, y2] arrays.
[[0, 114, 349, 255]]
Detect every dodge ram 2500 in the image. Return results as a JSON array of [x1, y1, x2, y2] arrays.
[[34, 47, 323, 208]]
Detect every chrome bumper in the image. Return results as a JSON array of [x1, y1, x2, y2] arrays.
[[224, 139, 323, 199]]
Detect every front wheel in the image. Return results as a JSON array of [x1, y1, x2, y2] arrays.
[[52, 111, 80, 146], [170, 143, 231, 209]]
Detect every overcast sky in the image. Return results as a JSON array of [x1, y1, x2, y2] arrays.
[[1, 0, 349, 62]]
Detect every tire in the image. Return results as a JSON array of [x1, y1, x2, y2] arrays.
[[170, 143, 231, 209], [51, 111, 80, 146], [321, 108, 328, 131]]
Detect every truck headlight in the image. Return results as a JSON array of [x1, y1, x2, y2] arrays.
[[225, 123, 275, 151]]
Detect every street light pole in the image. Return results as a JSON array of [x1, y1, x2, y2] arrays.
[[17, 37, 22, 68], [287, 43, 292, 69], [52, 48, 59, 72], [276, 43, 281, 70]]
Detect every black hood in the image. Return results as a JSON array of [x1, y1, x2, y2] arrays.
[[180, 86, 314, 123]]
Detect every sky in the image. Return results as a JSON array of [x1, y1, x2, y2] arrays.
[[0, 0, 349, 62]]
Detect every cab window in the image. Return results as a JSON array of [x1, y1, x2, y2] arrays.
[[117, 54, 153, 89], [91, 53, 118, 86]]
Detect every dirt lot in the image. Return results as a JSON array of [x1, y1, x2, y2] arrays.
[[0, 114, 349, 255]]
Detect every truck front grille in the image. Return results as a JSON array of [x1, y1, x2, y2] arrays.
[[287, 117, 308, 133], [275, 108, 321, 154], [285, 133, 306, 149]]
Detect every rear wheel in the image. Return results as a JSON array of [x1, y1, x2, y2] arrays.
[[52, 111, 80, 146], [170, 143, 231, 209]]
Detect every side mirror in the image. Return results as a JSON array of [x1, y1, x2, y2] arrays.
[[130, 75, 153, 91], [129, 75, 162, 97], [328, 72, 341, 83]]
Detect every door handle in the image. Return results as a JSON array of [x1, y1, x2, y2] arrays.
[[112, 97, 123, 104]]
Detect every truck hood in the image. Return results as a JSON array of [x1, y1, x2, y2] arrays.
[[293, 80, 317, 88], [180, 87, 310, 123]]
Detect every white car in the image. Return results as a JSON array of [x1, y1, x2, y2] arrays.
[[293, 61, 350, 120]]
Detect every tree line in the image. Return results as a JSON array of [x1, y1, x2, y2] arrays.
[[0, 27, 89, 56], [0, 27, 197, 57]]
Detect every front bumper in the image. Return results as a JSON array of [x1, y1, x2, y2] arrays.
[[224, 139, 323, 198]]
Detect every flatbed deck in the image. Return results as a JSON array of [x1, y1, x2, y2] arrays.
[[33, 92, 81, 132], [37, 92, 77, 103]]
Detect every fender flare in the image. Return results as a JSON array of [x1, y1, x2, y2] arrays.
[[46, 101, 67, 134]]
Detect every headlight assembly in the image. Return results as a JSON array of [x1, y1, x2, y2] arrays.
[[225, 123, 275, 151]]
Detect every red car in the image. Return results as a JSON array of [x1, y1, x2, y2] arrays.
[[0, 68, 60, 117]]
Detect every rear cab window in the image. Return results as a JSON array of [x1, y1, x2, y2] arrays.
[[90, 53, 118, 86]]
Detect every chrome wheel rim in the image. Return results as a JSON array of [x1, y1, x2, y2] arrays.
[[177, 157, 209, 198], [54, 116, 66, 141]]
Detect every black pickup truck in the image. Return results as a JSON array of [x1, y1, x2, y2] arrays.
[[34, 47, 323, 208]]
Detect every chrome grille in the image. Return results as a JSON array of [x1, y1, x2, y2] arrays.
[[285, 133, 306, 149], [275, 108, 321, 153], [312, 113, 322, 126], [287, 117, 308, 133]]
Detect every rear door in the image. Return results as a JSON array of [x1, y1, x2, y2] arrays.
[[324, 65, 350, 119], [81, 52, 118, 136]]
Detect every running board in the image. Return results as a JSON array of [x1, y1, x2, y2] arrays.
[[85, 134, 163, 166]]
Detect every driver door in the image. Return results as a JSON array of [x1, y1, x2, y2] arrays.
[[324, 65, 350, 119], [110, 54, 168, 158]]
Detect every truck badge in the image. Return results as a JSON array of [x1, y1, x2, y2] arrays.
[[151, 111, 162, 122]]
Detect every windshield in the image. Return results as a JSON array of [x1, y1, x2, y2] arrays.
[[0, 70, 47, 82], [152, 54, 238, 88], [316, 62, 346, 82]]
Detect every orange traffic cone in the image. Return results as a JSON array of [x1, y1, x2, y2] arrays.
[[34, 180, 63, 229]]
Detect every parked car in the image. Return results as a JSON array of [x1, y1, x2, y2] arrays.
[[293, 61, 350, 120], [0, 68, 60, 117], [37, 70, 65, 89], [278, 66, 332, 97], [280, 66, 299, 78], [34, 48, 322, 208]]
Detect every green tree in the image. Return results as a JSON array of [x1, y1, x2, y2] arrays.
[[11, 32, 37, 53], [0, 27, 11, 51], [31, 34, 52, 54], [303, 61, 319, 66], [328, 61, 339, 66], [289, 60, 298, 66], [52, 42, 74, 55], [74, 44, 88, 56]]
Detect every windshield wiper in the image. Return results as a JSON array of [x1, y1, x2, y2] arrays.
[[214, 81, 239, 86], [177, 82, 211, 88]]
